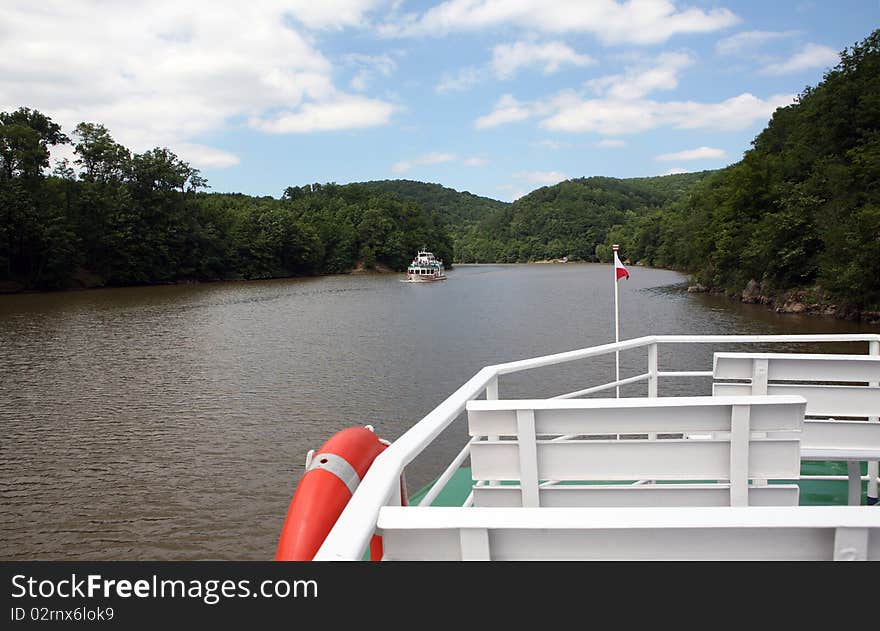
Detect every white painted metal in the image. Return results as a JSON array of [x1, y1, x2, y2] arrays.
[[485, 370, 500, 486], [613, 245, 620, 398], [314, 334, 880, 561], [648, 343, 658, 398], [713, 382, 880, 417], [467, 397, 803, 498], [729, 405, 751, 506], [834, 527, 869, 561], [552, 373, 649, 399], [801, 420, 880, 453], [712, 351, 880, 505], [377, 506, 880, 561], [417, 438, 476, 507], [516, 410, 540, 507], [467, 396, 805, 437], [713, 353, 880, 382], [459, 528, 491, 561], [657, 371, 714, 378], [485, 377, 498, 400], [846, 462, 861, 506], [870, 340, 879, 503], [470, 438, 800, 481], [472, 484, 799, 507]]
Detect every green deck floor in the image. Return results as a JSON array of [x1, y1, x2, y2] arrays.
[[408, 461, 871, 507]]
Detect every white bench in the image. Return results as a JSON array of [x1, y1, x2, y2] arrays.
[[465, 396, 806, 508], [377, 506, 880, 560], [712, 353, 880, 505]]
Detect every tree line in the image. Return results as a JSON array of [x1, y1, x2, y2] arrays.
[[3, 28, 877, 312], [605, 28, 880, 310], [0, 113, 452, 291]]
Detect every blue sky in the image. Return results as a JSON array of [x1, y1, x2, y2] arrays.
[[2, 1, 877, 201]]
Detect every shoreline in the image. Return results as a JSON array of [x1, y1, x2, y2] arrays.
[[4, 262, 878, 325], [687, 282, 880, 325]]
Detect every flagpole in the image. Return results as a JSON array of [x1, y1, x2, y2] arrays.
[[612, 244, 620, 398]]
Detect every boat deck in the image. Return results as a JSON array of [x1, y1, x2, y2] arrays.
[[312, 334, 880, 561], [410, 462, 871, 508]]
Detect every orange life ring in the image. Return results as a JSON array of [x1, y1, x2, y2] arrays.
[[275, 426, 398, 561]]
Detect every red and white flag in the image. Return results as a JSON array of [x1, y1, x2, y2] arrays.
[[612, 245, 629, 280]]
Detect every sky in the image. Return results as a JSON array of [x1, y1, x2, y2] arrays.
[[2, 1, 878, 202]]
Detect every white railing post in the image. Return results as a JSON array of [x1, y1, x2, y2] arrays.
[[729, 404, 751, 506], [647, 343, 658, 443], [486, 376, 500, 486], [869, 341, 879, 505], [647, 343, 658, 398], [486, 376, 498, 401]]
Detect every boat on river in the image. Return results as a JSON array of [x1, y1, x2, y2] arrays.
[[403, 248, 446, 282], [276, 334, 880, 560]]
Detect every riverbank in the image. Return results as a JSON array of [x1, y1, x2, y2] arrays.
[[688, 280, 880, 324], [0, 259, 411, 295]]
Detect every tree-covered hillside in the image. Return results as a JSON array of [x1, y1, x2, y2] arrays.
[[356, 179, 508, 227], [0, 115, 453, 290], [454, 172, 713, 263], [606, 29, 880, 311], [355, 179, 509, 260]]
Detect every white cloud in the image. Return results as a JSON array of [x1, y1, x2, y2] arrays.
[[515, 170, 568, 184], [715, 30, 800, 55], [664, 93, 795, 130], [251, 95, 396, 133], [463, 157, 489, 166], [282, 0, 384, 29], [535, 139, 568, 149], [475, 94, 533, 129], [491, 41, 595, 78], [663, 167, 689, 175], [539, 92, 795, 135], [436, 66, 486, 93], [0, 0, 397, 167], [392, 152, 457, 173], [596, 138, 626, 148], [381, 0, 739, 45], [761, 43, 839, 75], [655, 146, 725, 161], [587, 52, 693, 100], [344, 52, 398, 91], [392, 152, 488, 172], [438, 39, 593, 93], [176, 143, 241, 169]]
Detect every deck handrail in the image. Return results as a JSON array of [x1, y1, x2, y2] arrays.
[[313, 333, 880, 561]]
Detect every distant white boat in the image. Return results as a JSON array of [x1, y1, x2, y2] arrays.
[[403, 248, 446, 282]]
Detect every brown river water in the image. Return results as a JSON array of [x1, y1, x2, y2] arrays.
[[1, 264, 877, 559]]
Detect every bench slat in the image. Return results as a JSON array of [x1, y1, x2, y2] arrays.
[[467, 396, 805, 436], [378, 506, 880, 561], [713, 382, 879, 417], [713, 353, 880, 382], [472, 484, 799, 507], [469, 438, 801, 481]]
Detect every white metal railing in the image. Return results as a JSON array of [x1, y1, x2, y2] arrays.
[[313, 333, 880, 561]]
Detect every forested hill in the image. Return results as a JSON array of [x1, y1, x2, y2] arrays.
[[0, 117, 454, 291], [454, 171, 714, 263], [612, 28, 880, 312], [457, 29, 879, 314], [356, 179, 509, 227]]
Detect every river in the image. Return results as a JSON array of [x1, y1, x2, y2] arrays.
[[1, 264, 877, 559]]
